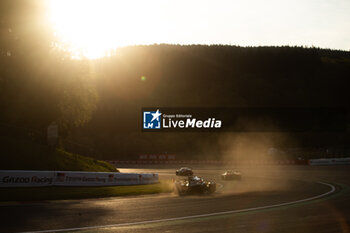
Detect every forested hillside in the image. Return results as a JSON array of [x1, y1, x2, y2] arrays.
[[1, 1, 349, 161], [73, 45, 350, 160]]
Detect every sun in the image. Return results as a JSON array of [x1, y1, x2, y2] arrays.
[[48, 0, 163, 59]]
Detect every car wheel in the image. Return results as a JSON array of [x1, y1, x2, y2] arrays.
[[208, 183, 216, 193]]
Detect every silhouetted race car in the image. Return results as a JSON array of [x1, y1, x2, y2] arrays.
[[174, 176, 216, 195], [221, 170, 242, 180], [176, 167, 193, 176]]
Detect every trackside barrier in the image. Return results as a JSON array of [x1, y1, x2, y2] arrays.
[[309, 158, 350, 166], [109, 160, 297, 165], [0, 170, 158, 187]]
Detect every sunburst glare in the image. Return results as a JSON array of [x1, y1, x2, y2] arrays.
[[49, 0, 165, 59]]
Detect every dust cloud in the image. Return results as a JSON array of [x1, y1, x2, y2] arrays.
[[218, 133, 298, 194]]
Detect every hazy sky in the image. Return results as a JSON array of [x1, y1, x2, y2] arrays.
[[50, 0, 350, 58]]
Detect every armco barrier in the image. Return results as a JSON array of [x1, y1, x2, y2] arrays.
[[109, 160, 297, 165], [0, 170, 158, 187]]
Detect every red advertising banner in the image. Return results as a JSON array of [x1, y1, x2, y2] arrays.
[[139, 154, 176, 160]]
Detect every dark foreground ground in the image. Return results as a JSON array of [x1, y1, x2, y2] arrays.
[[0, 165, 349, 233]]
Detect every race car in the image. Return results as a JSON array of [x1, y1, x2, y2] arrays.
[[221, 170, 242, 180], [174, 176, 216, 195], [176, 167, 193, 176]]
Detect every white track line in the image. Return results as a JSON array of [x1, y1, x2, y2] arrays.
[[20, 182, 336, 233], [216, 183, 224, 190]]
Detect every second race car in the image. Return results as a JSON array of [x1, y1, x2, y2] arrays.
[[221, 170, 242, 180], [176, 167, 193, 176]]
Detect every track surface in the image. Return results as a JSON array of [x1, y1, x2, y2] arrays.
[[0, 165, 349, 233]]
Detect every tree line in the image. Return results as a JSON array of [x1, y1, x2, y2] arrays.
[[1, 1, 349, 160]]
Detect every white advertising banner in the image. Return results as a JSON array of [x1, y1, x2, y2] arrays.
[[0, 170, 158, 187], [309, 157, 350, 166], [0, 170, 54, 187]]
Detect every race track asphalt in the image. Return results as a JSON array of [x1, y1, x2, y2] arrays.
[[0, 165, 349, 233]]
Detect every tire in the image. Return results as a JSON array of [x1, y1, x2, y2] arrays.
[[208, 183, 216, 193]]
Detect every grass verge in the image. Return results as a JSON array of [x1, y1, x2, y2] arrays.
[[0, 180, 174, 202], [0, 136, 116, 172]]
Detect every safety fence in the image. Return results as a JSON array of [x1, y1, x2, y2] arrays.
[[110, 158, 350, 166], [0, 170, 158, 187], [109, 160, 301, 165]]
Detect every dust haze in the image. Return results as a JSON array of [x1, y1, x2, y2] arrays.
[[218, 133, 298, 194]]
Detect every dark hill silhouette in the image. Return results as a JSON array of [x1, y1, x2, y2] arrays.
[[1, 0, 348, 163], [78, 45, 349, 160]]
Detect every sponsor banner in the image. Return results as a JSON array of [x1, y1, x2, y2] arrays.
[[114, 173, 159, 185], [54, 171, 113, 186], [139, 154, 176, 160], [142, 107, 347, 132], [0, 170, 54, 187], [309, 157, 350, 166], [0, 170, 158, 187]]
